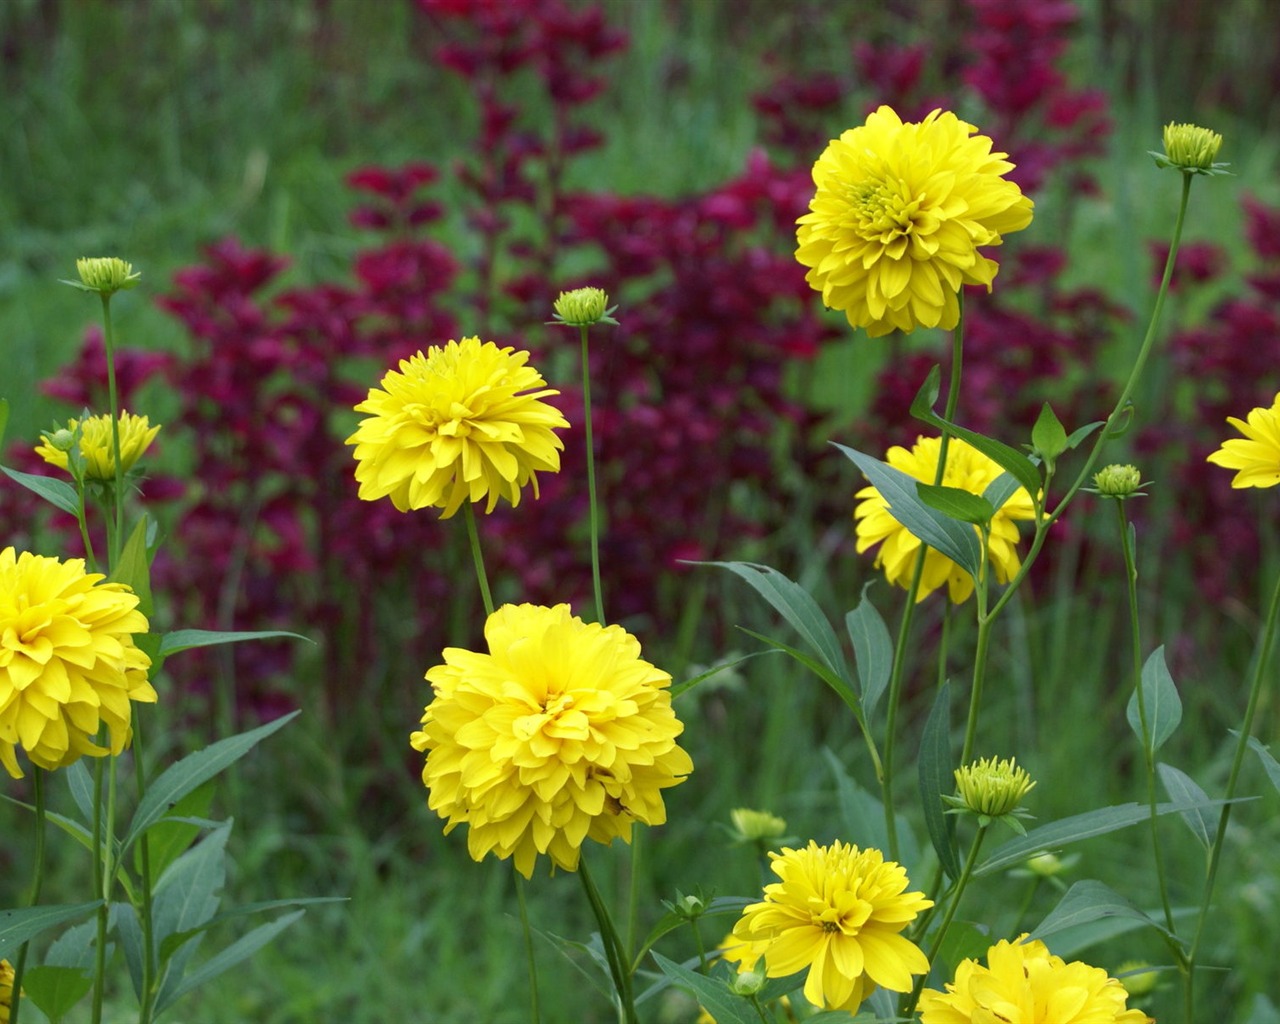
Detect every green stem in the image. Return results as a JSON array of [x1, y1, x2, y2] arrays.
[[91, 755, 107, 1024], [515, 872, 542, 1024], [463, 503, 495, 617], [1185, 561, 1280, 1017], [579, 324, 605, 626], [577, 855, 637, 1024], [1114, 501, 1177, 935], [134, 716, 157, 1024], [9, 768, 47, 1024], [904, 823, 989, 1019], [99, 293, 126, 567], [959, 530, 992, 765], [984, 172, 1194, 627], [882, 307, 965, 861]]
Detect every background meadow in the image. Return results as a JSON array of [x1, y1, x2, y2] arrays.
[[3, 0, 1280, 1020]]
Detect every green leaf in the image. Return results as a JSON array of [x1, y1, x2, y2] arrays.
[[981, 471, 1023, 515], [64, 761, 96, 828], [918, 682, 961, 881], [156, 629, 311, 662], [0, 902, 103, 959], [633, 896, 748, 972], [977, 799, 1235, 876], [1126, 646, 1182, 755], [651, 954, 761, 1024], [112, 515, 154, 618], [1064, 420, 1105, 451], [1245, 735, 1280, 794], [738, 628, 862, 721], [136, 782, 217, 881], [112, 902, 144, 998], [834, 444, 982, 577], [1029, 879, 1176, 944], [1, 467, 79, 516], [917, 483, 995, 526], [540, 930, 614, 1001], [0, 398, 9, 448], [1031, 403, 1069, 463], [700, 561, 850, 684], [123, 712, 299, 851], [152, 822, 230, 967], [670, 651, 775, 699], [845, 584, 892, 720], [152, 910, 306, 1016], [825, 749, 888, 852], [934, 920, 991, 976], [1157, 762, 1214, 849], [21, 964, 94, 1023], [906, 374, 1042, 498]]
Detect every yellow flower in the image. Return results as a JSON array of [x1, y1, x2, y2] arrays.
[[346, 338, 569, 517], [724, 840, 932, 1013], [0, 548, 155, 778], [796, 105, 1033, 338], [0, 958, 16, 1023], [854, 436, 1036, 602], [1206, 391, 1280, 489], [1160, 122, 1224, 172], [953, 756, 1036, 817], [411, 603, 692, 878], [919, 936, 1152, 1023], [35, 412, 161, 482]]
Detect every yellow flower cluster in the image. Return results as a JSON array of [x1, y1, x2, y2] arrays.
[[0, 547, 155, 778], [411, 603, 691, 878], [797, 105, 1033, 337], [347, 338, 569, 518], [36, 411, 161, 482], [724, 840, 932, 1013], [919, 936, 1152, 1023], [854, 435, 1036, 602]]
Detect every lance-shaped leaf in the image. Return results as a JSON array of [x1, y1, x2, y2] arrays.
[[0, 902, 102, 959], [845, 584, 892, 719], [112, 515, 155, 618], [1, 467, 79, 516], [1031, 402, 1069, 464], [835, 443, 982, 577], [1029, 879, 1177, 944], [652, 954, 769, 1024], [918, 683, 961, 881], [1126, 646, 1182, 755], [1157, 762, 1214, 849], [918, 483, 995, 526], [1245, 734, 1280, 794]]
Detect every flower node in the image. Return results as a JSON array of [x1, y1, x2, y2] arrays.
[[1093, 463, 1144, 498], [952, 755, 1036, 817], [1159, 122, 1224, 173], [74, 256, 141, 295], [551, 286, 614, 326]]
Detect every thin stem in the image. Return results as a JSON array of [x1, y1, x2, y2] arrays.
[[91, 755, 107, 1024], [577, 855, 637, 1024], [984, 172, 1194, 627], [9, 768, 47, 1024], [134, 718, 157, 1024], [463, 503, 495, 617], [959, 530, 992, 765], [1114, 501, 1177, 934], [1186, 561, 1280, 1016], [579, 324, 605, 626], [904, 823, 989, 1019], [99, 294, 126, 567], [515, 873, 542, 1024], [882, 307, 965, 861]]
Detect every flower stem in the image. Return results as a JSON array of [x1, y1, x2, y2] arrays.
[[1185, 560, 1280, 1017], [9, 768, 47, 1024], [577, 855, 637, 1024], [579, 324, 605, 626], [904, 822, 989, 1019], [99, 293, 126, 567], [515, 871, 542, 1024], [134, 716, 158, 1024], [1114, 501, 1177, 935], [463, 503, 495, 617], [882, 305, 965, 861]]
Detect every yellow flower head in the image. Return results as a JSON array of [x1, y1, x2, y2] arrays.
[[551, 287, 614, 327], [0, 548, 156, 778], [918, 936, 1153, 1024], [0, 958, 16, 1022], [1206, 391, 1280, 489], [724, 840, 932, 1013], [35, 412, 161, 482], [411, 603, 692, 878], [953, 755, 1036, 817], [729, 807, 789, 843], [796, 106, 1033, 338], [854, 436, 1036, 603], [75, 257, 141, 295], [346, 338, 569, 517]]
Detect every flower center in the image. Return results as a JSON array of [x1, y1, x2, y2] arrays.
[[850, 178, 920, 240]]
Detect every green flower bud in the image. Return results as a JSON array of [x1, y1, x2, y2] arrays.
[[953, 756, 1036, 818], [46, 428, 76, 453], [1024, 851, 1069, 878], [1152, 123, 1228, 175], [1115, 960, 1160, 999], [550, 287, 616, 327], [729, 963, 767, 997], [1093, 463, 1144, 498], [729, 808, 788, 843], [73, 257, 141, 295]]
